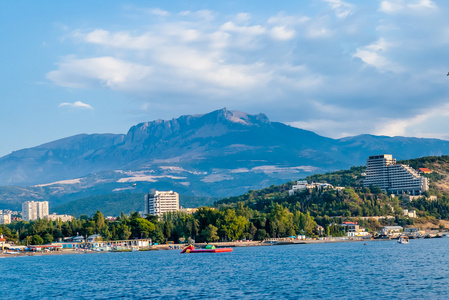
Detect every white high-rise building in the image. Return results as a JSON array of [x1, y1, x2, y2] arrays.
[[22, 201, 49, 221], [144, 190, 179, 217], [364, 154, 428, 195]]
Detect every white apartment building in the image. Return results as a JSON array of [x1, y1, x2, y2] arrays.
[[22, 201, 49, 221], [45, 213, 73, 222], [0, 213, 11, 225], [364, 154, 428, 195], [145, 190, 179, 217]]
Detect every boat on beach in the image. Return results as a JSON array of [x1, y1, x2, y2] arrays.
[[181, 244, 233, 253], [398, 236, 409, 244]]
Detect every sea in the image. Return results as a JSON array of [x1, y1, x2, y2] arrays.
[[1, 238, 449, 299]]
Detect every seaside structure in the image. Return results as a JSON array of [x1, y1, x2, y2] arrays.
[[22, 201, 49, 221], [381, 226, 403, 238], [363, 154, 428, 195], [45, 213, 73, 222], [340, 221, 370, 237], [145, 190, 179, 217], [0, 234, 7, 250]]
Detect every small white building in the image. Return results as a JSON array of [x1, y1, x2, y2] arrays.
[[403, 209, 417, 218], [87, 234, 103, 243], [381, 226, 403, 237]]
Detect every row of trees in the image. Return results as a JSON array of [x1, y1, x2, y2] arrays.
[[2, 201, 325, 245]]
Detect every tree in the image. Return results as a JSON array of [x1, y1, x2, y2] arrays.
[[92, 211, 106, 232], [201, 224, 219, 242], [43, 233, 54, 244], [135, 219, 156, 238], [219, 209, 249, 241], [100, 227, 112, 241], [163, 221, 171, 241], [255, 229, 269, 241], [118, 224, 131, 240], [31, 235, 44, 245]]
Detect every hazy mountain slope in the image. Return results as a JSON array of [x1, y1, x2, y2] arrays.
[[1, 108, 449, 210], [51, 193, 217, 217]]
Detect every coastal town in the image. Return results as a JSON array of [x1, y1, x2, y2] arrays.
[[1, 154, 449, 256]]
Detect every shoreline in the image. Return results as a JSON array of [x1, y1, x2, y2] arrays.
[[0, 236, 412, 258]]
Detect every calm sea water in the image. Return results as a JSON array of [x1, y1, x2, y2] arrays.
[[1, 238, 449, 299]]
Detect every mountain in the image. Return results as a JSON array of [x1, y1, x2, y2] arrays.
[[1, 108, 449, 210]]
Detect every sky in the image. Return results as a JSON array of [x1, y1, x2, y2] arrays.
[[1, 0, 449, 157]]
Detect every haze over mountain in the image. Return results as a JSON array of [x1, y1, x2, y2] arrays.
[[1, 108, 449, 210]]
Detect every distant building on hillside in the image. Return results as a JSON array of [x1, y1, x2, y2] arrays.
[[45, 213, 73, 222], [363, 154, 428, 195], [288, 180, 334, 196], [0, 213, 11, 225], [144, 190, 179, 218], [22, 201, 49, 221], [403, 209, 417, 218], [418, 168, 432, 174]]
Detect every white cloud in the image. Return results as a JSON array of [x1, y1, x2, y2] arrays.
[[380, 0, 436, 14], [220, 21, 266, 35], [325, 0, 354, 18], [353, 38, 404, 73], [59, 101, 93, 110], [78, 29, 158, 50], [270, 26, 296, 40], [47, 56, 152, 90], [45, 4, 449, 142], [267, 14, 310, 25], [148, 8, 170, 16], [179, 10, 215, 22], [234, 13, 251, 23], [375, 103, 449, 137]]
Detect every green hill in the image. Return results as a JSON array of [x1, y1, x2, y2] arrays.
[[215, 156, 449, 228]]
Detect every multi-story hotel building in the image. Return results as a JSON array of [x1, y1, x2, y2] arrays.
[[363, 154, 428, 195], [144, 190, 179, 218], [22, 201, 49, 221]]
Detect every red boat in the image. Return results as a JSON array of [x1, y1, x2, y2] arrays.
[[181, 244, 233, 253]]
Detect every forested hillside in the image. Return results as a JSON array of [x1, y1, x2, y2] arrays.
[[3, 156, 449, 246]]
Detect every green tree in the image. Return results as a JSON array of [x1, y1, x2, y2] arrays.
[[100, 226, 112, 240], [92, 211, 106, 232], [43, 233, 54, 244], [118, 224, 131, 240], [163, 221, 171, 241], [201, 224, 219, 242], [31, 234, 44, 245], [135, 218, 156, 238]]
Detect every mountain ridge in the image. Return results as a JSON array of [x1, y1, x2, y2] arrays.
[[1, 108, 449, 209]]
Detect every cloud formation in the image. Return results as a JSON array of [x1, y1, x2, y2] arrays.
[[46, 1, 449, 140], [59, 101, 94, 110]]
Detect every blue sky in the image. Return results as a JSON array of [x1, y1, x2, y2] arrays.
[[1, 0, 449, 157]]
